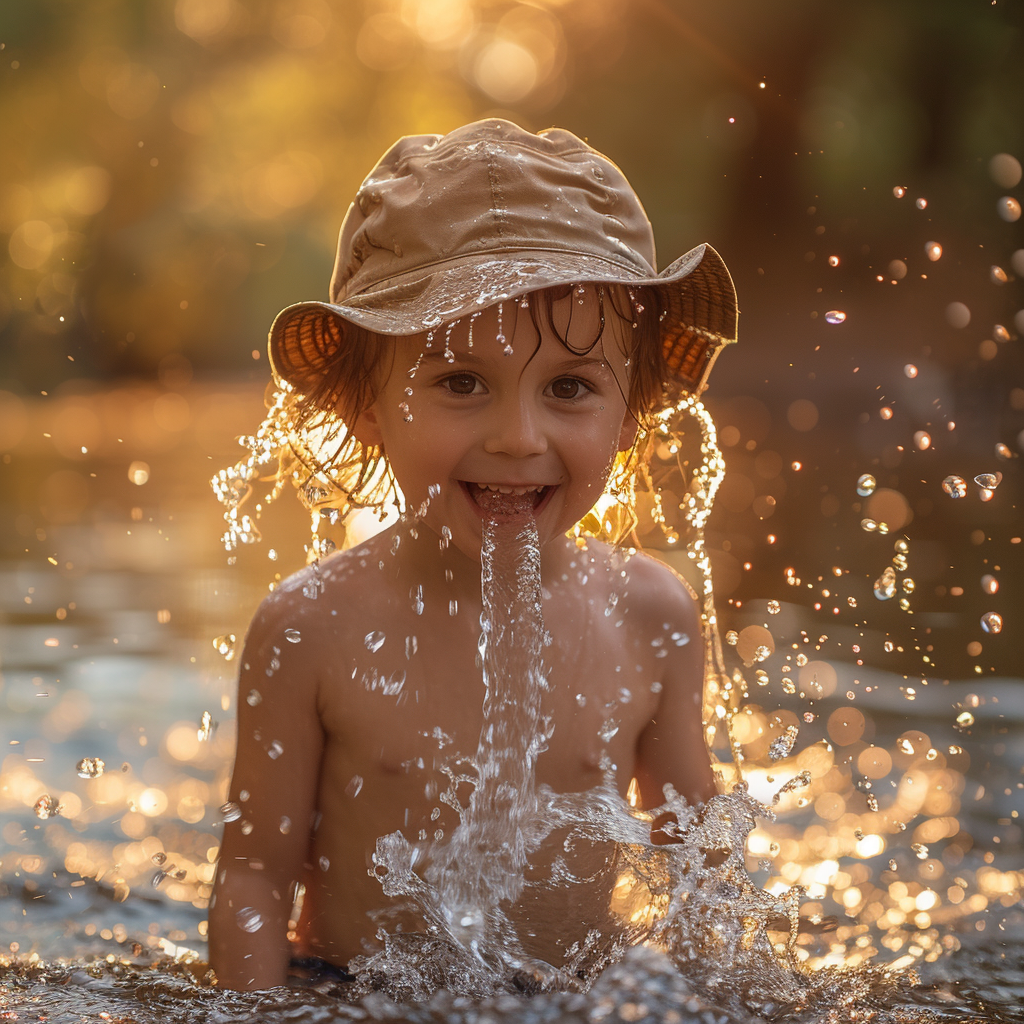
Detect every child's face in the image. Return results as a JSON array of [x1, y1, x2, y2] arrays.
[[356, 289, 638, 563]]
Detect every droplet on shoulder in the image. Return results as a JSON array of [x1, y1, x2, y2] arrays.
[[236, 907, 264, 933], [284, 628, 301, 643]]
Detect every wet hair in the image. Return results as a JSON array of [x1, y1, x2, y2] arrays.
[[293, 283, 668, 436]]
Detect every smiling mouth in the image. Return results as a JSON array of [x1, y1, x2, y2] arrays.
[[461, 482, 552, 514]]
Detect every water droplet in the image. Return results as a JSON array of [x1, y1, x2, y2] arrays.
[[795, 652, 808, 667], [892, 553, 908, 571], [911, 843, 929, 860], [197, 711, 214, 742], [76, 757, 105, 779], [268, 740, 283, 759], [901, 577, 915, 594], [284, 628, 301, 643], [955, 711, 975, 731], [915, 197, 928, 210], [405, 635, 418, 658], [904, 364, 918, 379], [213, 634, 236, 660], [220, 802, 241, 823], [769, 725, 799, 761], [914, 430, 931, 450], [410, 585, 424, 616], [880, 406, 893, 420], [802, 711, 815, 723], [825, 310, 846, 324], [598, 720, 620, 742], [995, 442, 1013, 460], [997, 196, 1021, 222], [236, 907, 264, 933], [725, 630, 739, 645], [873, 567, 897, 601], [449, 599, 458, 616], [364, 630, 386, 653], [860, 518, 878, 533], [278, 816, 291, 834], [268, 548, 278, 561], [828, 255, 840, 267], [925, 241, 943, 261], [670, 631, 689, 646], [980, 611, 1003, 634], [34, 795, 60, 819], [893, 186, 906, 198], [981, 574, 999, 595], [752, 644, 771, 662], [575, 693, 587, 707], [766, 600, 781, 614], [856, 474, 876, 496], [246, 689, 262, 706], [866, 794, 878, 811], [974, 473, 1001, 490], [345, 774, 364, 798], [942, 475, 967, 498]]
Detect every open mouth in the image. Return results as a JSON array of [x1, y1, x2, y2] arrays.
[[461, 482, 552, 516]]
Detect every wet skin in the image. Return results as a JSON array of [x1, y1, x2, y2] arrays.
[[209, 294, 716, 989]]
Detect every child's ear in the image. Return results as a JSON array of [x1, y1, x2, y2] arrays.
[[351, 403, 384, 448], [618, 412, 639, 452]]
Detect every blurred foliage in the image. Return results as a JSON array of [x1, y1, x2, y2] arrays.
[[0, 0, 1021, 389]]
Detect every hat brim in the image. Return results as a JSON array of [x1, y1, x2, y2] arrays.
[[268, 243, 737, 397]]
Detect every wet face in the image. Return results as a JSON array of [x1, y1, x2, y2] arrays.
[[354, 288, 638, 563]]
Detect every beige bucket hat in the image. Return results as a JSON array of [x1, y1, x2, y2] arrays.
[[269, 118, 737, 396]]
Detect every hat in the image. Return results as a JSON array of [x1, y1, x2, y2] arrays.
[[269, 119, 737, 397]]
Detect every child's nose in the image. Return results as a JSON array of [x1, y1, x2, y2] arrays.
[[482, 397, 548, 458]]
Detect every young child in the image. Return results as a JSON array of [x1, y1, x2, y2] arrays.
[[208, 119, 737, 990]]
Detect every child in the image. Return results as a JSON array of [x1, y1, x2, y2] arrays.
[[208, 119, 737, 990]]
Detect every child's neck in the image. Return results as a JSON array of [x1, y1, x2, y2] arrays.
[[379, 516, 581, 597]]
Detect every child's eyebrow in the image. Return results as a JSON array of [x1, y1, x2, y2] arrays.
[[419, 350, 613, 374]]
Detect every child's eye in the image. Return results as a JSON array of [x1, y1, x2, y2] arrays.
[[549, 377, 589, 400], [442, 373, 479, 395]]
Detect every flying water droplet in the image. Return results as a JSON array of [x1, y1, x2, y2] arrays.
[[914, 430, 931, 450], [725, 630, 739, 645], [893, 186, 906, 198], [284, 628, 301, 643], [220, 801, 241, 823], [598, 719, 620, 742], [995, 442, 1013, 460], [925, 241, 942, 261], [364, 630, 386, 653], [268, 740, 283, 759], [236, 908, 264, 933], [981, 574, 999, 595], [76, 757, 105, 779], [915, 197, 928, 210], [197, 711, 214, 742], [34, 795, 60, 819], [942, 475, 967, 498], [345, 775, 364, 798], [911, 843, 929, 860], [997, 196, 1021, 222], [766, 600, 780, 614], [856, 474, 876, 496], [904, 364, 918, 379], [974, 473, 1001, 490], [246, 689, 262, 706], [825, 310, 846, 324], [769, 725, 799, 761], [866, 794, 879, 812], [873, 567, 897, 601], [956, 711, 975, 730], [213, 634, 236, 660], [410, 585, 424, 616], [980, 611, 1003, 634]]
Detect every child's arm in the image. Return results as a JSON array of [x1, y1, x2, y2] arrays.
[[208, 588, 324, 989], [632, 562, 718, 810]]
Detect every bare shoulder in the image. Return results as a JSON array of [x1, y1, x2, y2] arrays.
[[587, 542, 701, 637], [242, 535, 389, 668]]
